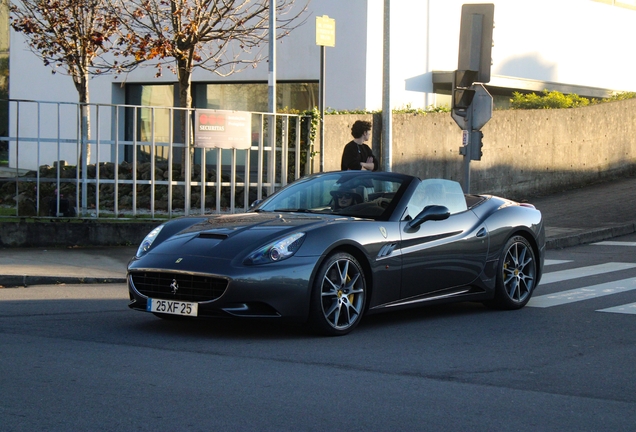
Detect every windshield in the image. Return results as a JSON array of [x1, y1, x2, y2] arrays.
[[255, 171, 411, 220]]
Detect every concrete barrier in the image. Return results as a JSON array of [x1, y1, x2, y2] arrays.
[[316, 98, 636, 199], [0, 220, 161, 247]]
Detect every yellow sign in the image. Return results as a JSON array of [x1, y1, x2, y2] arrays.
[[316, 15, 336, 47]]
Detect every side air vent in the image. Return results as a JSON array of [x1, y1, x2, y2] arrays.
[[378, 242, 398, 258]]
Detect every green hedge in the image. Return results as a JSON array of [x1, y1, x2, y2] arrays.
[[511, 90, 636, 110]]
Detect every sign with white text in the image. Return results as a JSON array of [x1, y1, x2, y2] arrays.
[[194, 110, 251, 149]]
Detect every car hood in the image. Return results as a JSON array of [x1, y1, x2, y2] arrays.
[[143, 212, 336, 261]]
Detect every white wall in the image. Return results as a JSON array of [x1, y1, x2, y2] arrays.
[[8, 0, 636, 169], [428, 0, 636, 91], [313, 0, 373, 111], [11, 0, 636, 107]]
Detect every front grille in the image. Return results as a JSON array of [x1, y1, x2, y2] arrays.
[[130, 271, 228, 302]]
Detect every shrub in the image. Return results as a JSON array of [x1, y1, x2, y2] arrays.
[[510, 90, 636, 110], [510, 90, 590, 109]]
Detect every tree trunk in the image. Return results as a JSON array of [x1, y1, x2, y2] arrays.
[[75, 72, 91, 214], [75, 73, 91, 166], [177, 59, 193, 178]]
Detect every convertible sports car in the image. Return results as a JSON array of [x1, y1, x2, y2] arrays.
[[128, 171, 545, 336]]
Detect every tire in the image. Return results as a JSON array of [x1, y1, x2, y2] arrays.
[[491, 235, 537, 310], [308, 252, 367, 336]]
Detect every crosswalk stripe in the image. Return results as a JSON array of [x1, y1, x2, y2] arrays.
[[540, 262, 636, 285], [592, 241, 636, 247], [545, 259, 573, 266], [528, 277, 636, 308], [597, 302, 636, 315]]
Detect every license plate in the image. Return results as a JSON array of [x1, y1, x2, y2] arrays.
[[147, 298, 198, 317]]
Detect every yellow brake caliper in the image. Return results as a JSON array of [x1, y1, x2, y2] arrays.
[[346, 274, 354, 302]]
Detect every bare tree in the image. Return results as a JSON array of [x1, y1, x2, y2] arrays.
[[114, 0, 309, 167], [10, 0, 135, 163]]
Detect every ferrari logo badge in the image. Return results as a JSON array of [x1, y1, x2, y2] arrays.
[[170, 279, 179, 295], [379, 226, 387, 238]]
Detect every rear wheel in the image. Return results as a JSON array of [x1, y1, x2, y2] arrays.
[[491, 235, 537, 309], [309, 252, 367, 336]]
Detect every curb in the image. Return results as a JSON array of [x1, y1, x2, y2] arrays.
[[545, 222, 636, 250], [0, 275, 127, 288]]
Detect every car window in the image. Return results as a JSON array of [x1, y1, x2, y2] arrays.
[[405, 179, 468, 219], [257, 172, 408, 219]]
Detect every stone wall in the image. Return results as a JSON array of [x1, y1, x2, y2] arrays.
[[315, 99, 636, 199]]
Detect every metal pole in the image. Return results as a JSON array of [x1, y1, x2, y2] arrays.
[[462, 109, 473, 194], [425, 0, 431, 108], [81, 104, 88, 215], [319, 45, 325, 173], [381, 0, 392, 172], [268, 2, 277, 194], [462, 134, 471, 193]]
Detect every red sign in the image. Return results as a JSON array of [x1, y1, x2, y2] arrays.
[[194, 109, 251, 149]]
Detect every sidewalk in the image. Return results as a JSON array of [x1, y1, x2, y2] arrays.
[[1, 175, 635, 287], [0, 246, 135, 287], [528, 175, 636, 249]]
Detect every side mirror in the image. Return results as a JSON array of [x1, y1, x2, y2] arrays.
[[407, 205, 450, 229], [249, 199, 263, 209]]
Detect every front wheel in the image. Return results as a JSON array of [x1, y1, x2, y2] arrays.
[[308, 252, 367, 336], [491, 235, 537, 309]]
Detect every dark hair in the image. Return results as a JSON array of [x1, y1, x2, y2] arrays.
[[351, 120, 372, 139]]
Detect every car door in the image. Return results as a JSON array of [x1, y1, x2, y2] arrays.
[[398, 179, 489, 300]]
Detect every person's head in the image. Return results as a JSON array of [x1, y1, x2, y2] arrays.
[[331, 188, 362, 209], [351, 120, 372, 139]]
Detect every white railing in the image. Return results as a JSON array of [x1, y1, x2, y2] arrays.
[[0, 99, 313, 219]]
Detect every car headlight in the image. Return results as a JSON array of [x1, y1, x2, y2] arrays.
[[244, 232, 306, 265], [136, 225, 164, 257]]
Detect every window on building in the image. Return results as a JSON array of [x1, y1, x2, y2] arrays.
[[125, 84, 178, 162], [192, 81, 318, 112], [125, 81, 318, 166]]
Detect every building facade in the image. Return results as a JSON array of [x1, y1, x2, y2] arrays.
[[5, 0, 636, 170]]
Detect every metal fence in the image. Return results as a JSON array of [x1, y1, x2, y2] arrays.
[[0, 99, 313, 219]]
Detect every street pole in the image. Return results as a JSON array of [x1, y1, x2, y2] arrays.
[[268, 2, 276, 195], [315, 15, 335, 173], [381, 0, 392, 172], [319, 45, 325, 173], [462, 115, 472, 194]]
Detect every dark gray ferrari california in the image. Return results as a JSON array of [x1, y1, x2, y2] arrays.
[[128, 171, 545, 336]]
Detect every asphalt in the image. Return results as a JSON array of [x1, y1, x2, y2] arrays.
[[1, 175, 635, 288]]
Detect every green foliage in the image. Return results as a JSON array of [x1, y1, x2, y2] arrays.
[[275, 107, 320, 181], [510, 90, 590, 109], [593, 91, 636, 104], [511, 90, 636, 110], [322, 104, 450, 115], [392, 103, 451, 114]]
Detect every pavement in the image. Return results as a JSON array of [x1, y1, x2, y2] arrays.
[[1, 175, 635, 288]]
